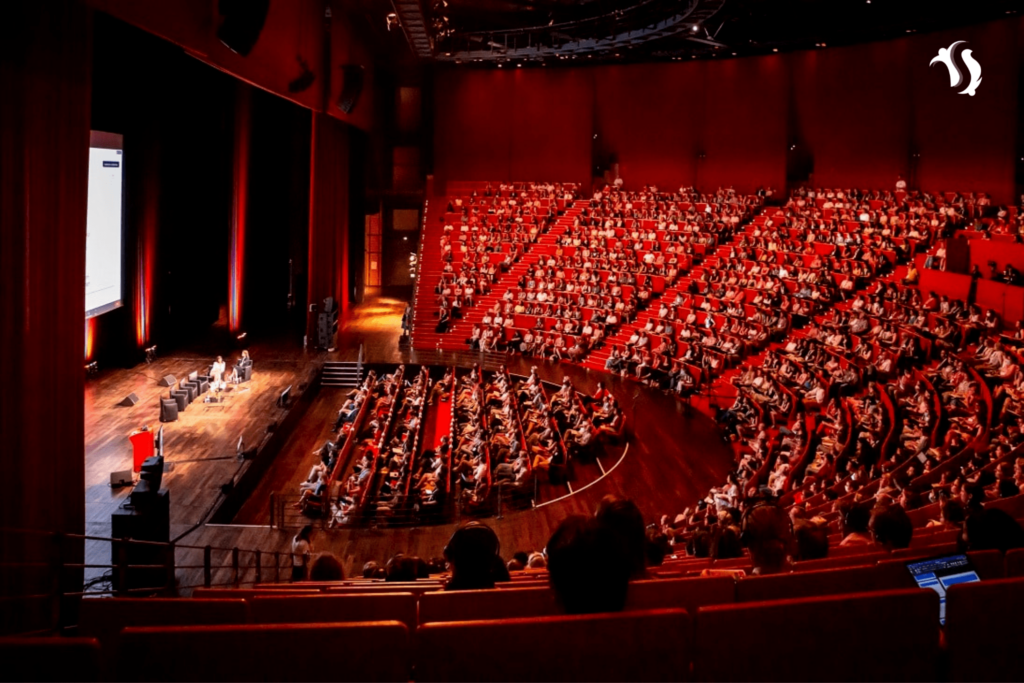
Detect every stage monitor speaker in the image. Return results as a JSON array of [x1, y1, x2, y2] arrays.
[[158, 374, 176, 387], [119, 393, 140, 407], [139, 455, 164, 491], [337, 65, 365, 114], [216, 0, 270, 56]]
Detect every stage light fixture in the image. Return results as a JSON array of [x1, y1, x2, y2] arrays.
[[386, 13, 399, 31], [691, 25, 700, 32]]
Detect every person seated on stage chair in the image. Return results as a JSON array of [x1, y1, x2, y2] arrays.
[[211, 355, 227, 391], [232, 349, 252, 383]]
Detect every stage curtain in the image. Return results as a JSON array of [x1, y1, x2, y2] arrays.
[[230, 82, 252, 333], [307, 112, 351, 323], [0, 0, 91, 634]]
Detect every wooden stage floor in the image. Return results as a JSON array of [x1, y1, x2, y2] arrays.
[[84, 292, 736, 587]]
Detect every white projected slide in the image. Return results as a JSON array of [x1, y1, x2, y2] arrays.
[[85, 131, 124, 318]]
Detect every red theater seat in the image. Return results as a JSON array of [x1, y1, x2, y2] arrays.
[[945, 577, 1024, 682], [626, 575, 735, 612], [1005, 548, 1024, 578], [419, 586, 560, 624], [0, 637, 102, 682], [734, 564, 909, 603], [414, 608, 691, 682], [119, 621, 409, 682], [248, 592, 418, 630], [694, 589, 940, 681], [78, 598, 249, 674]]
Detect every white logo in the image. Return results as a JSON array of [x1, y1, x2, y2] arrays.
[[929, 41, 982, 96]]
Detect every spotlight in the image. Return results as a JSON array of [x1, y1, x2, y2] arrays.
[[691, 24, 700, 32], [386, 13, 399, 31]]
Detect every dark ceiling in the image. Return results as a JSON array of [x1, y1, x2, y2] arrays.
[[365, 0, 1024, 65]]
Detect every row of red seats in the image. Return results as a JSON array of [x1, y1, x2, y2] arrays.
[[9, 573, 1024, 681]]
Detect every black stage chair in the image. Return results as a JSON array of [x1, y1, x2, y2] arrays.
[[180, 381, 198, 402], [170, 390, 188, 412], [160, 398, 179, 423]]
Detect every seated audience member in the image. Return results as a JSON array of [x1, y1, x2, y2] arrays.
[[793, 518, 829, 561], [645, 529, 671, 568], [385, 553, 419, 582], [838, 505, 877, 547], [443, 521, 502, 591], [964, 508, 1024, 553], [595, 496, 649, 580], [362, 560, 385, 579], [546, 515, 631, 615], [742, 504, 795, 575], [308, 552, 345, 581], [869, 505, 913, 550], [709, 523, 744, 561]]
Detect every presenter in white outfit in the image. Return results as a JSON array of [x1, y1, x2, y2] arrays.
[[211, 356, 227, 391]]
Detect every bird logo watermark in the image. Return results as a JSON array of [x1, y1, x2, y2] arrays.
[[929, 41, 982, 96]]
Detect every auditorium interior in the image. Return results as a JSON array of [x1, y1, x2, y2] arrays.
[[5, 0, 1024, 680]]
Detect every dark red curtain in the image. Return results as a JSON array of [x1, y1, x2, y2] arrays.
[[307, 112, 351, 322], [230, 83, 252, 333], [0, 0, 91, 634]]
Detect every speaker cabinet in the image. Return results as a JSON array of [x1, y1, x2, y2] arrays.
[[110, 489, 170, 592], [119, 393, 140, 407], [338, 65, 365, 114], [158, 374, 176, 387]]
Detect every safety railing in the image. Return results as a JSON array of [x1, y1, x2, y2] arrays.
[[0, 526, 295, 631]]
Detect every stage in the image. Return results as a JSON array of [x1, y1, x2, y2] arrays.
[[83, 294, 737, 586]]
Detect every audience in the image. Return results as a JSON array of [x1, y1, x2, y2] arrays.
[[546, 515, 631, 614], [443, 521, 502, 591]]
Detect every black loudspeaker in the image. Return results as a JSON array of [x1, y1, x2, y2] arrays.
[[158, 374, 176, 387], [119, 393, 140, 407], [216, 0, 271, 56], [338, 65, 365, 114], [111, 489, 170, 592], [139, 455, 164, 491]]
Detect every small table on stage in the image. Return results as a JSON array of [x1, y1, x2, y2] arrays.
[[129, 428, 155, 473]]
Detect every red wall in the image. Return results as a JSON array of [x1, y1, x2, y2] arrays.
[[434, 17, 1022, 200], [434, 68, 592, 185]]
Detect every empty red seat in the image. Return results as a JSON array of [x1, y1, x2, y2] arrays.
[[0, 637, 102, 682], [1004, 548, 1024, 578], [119, 621, 409, 682], [190, 587, 320, 600], [735, 564, 909, 603], [78, 598, 248, 675], [694, 589, 940, 681], [414, 608, 691, 682], [627, 575, 735, 612], [419, 587, 559, 624], [966, 549, 1004, 580], [945, 577, 1024, 682], [248, 592, 417, 630]]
